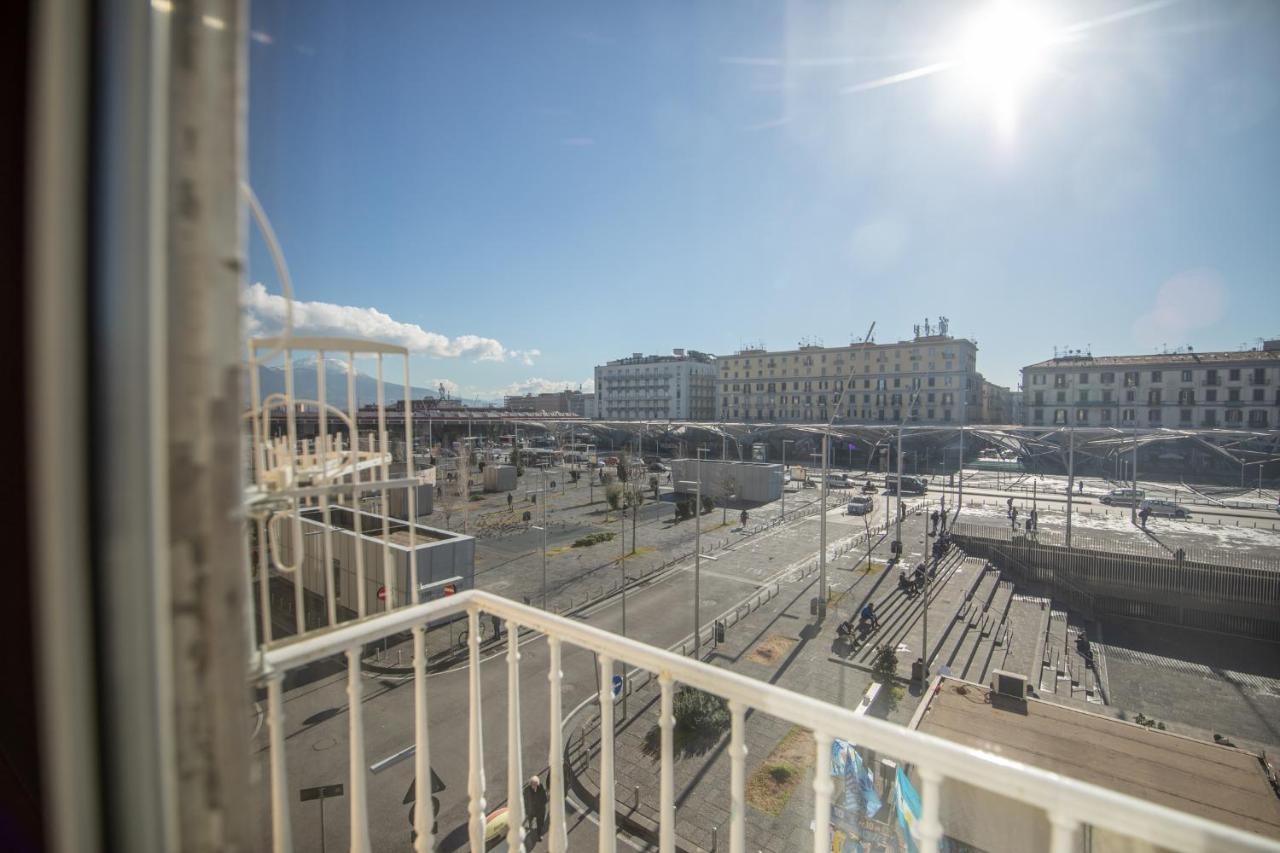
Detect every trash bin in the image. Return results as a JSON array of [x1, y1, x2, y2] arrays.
[[911, 658, 925, 685]]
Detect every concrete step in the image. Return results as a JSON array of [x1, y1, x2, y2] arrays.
[[854, 551, 971, 665], [1039, 610, 1069, 695]]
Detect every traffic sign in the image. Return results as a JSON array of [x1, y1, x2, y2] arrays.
[[300, 783, 344, 802], [611, 674, 624, 699], [377, 586, 387, 602]]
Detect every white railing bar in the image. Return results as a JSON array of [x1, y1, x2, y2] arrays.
[[347, 351, 366, 618], [811, 732, 832, 853], [658, 673, 675, 853], [728, 700, 746, 853], [547, 636, 568, 853], [506, 618, 526, 853], [467, 610, 487, 852], [265, 674, 291, 853], [917, 768, 942, 852], [252, 334, 409, 355], [376, 354, 393, 611], [257, 590, 1279, 853], [318, 354, 337, 627], [412, 624, 433, 852], [255, 516, 273, 645], [1050, 812, 1079, 853], [597, 654, 617, 853], [346, 647, 372, 853]]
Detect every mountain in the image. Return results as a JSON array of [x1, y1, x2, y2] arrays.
[[251, 360, 491, 408]]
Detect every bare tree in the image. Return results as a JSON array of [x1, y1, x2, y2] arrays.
[[719, 474, 740, 525], [625, 474, 647, 554]]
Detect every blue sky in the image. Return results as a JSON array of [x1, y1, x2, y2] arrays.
[[246, 0, 1280, 399]]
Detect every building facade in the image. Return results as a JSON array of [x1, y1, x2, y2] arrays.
[[1021, 343, 1280, 429], [978, 377, 1015, 424], [715, 322, 987, 424], [593, 349, 717, 420], [503, 389, 587, 415]]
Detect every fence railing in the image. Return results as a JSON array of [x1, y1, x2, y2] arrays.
[[951, 521, 1280, 574], [254, 590, 1277, 853]]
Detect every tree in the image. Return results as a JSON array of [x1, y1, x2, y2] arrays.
[[616, 451, 630, 485], [605, 482, 623, 515], [625, 476, 647, 554], [718, 474, 739, 524], [871, 644, 898, 684], [649, 474, 660, 502]]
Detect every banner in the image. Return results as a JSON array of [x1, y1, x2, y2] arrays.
[[894, 766, 922, 853]]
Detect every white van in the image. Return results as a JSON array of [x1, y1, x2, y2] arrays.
[[1100, 488, 1146, 506], [846, 496, 875, 516], [826, 473, 853, 488]]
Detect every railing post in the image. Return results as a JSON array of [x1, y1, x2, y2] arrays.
[[1049, 812, 1079, 853], [467, 609, 487, 851], [658, 673, 675, 853], [266, 673, 292, 853], [346, 647, 372, 853], [728, 701, 747, 853], [547, 637, 568, 853], [507, 618, 526, 853], [918, 768, 943, 852], [812, 732, 832, 853], [412, 624, 433, 852], [598, 655, 617, 853]]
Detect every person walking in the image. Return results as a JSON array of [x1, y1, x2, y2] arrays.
[[524, 774, 548, 843], [1011, 506, 1019, 529], [1030, 508, 1038, 531], [860, 601, 881, 630], [929, 509, 940, 535], [1139, 506, 1150, 529], [507, 492, 514, 510]]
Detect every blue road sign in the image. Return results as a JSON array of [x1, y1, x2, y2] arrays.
[[611, 675, 624, 699]]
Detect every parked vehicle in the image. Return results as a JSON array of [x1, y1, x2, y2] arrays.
[[826, 473, 854, 488], [1099, 488, 1145, 506], [884, 475, 928, 495], [1139, 499, 1190, 519], [846, 496, 875, 515]]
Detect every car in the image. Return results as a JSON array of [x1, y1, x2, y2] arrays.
[[1099, 488, 1145, 506], [826, 473, 854, 488], [884, 475, 928, 495], [1140, 499, 1190, 519], [846, 496, 875, 515], [648, 462, 669, 473]]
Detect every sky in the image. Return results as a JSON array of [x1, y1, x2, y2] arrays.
[[245, 0, 1280, 400]]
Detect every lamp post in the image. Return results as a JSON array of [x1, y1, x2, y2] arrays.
[[894, 389, 922, 562], [676, 446, 710, 658], [815, 440, 829, 618], [781, 439, 794, 519]]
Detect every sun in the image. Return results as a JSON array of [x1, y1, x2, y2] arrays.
[[953, 1, 1057, 131]]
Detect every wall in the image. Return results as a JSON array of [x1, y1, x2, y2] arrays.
[[669, 458, 783, 504]]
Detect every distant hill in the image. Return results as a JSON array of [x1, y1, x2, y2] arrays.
[[251, 360, 491, 408]]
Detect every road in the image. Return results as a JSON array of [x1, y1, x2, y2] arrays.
[[253, 497, 851, 852]]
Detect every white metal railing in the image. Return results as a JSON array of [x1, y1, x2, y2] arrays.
[[254, 589, 1280, 853]]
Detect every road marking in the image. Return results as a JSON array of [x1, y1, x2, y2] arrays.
[[670, 565, 763, 586]]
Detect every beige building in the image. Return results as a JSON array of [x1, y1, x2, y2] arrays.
[[910, 677, 1280, 850], [1021, 343, 1280, 429], [714, 321, 994, 424]]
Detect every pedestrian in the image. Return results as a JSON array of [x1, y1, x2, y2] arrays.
[[1139, 506, 1150, 529], [930, 510, 939, 535], [1078, 481, 1084, 495], [491, 613, 502, 640], [523, 774, 548, 843], [1011, 507, 1019, 529], [860, 601, 881, 630], [1025, 517, 1032, 533], [507, 492, 514, 510], [1006, 497, 1014, 514], [1030, 508, 1038, 531]]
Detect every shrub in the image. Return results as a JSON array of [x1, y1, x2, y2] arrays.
[[605, 483, 623, 511], [870, 644, 898, 684], [673, 687, 729, 736], [701, 495, 714, 514], [572, 532, 615, 548]]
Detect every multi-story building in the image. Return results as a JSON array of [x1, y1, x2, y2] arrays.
[[593, 349, 717, 420], [978, 377, 1016, 424], [1021, 342, 1280, 429], [503, 389, 587, 415], [715, 321, 989, 424]]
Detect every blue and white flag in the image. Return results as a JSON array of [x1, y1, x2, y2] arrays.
[[895, 766, 922, 853]]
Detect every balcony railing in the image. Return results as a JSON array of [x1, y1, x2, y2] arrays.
[[254, 590, 1276, 853]]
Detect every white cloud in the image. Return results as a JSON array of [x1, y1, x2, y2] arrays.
[[1132, 269, 1227, 348], [430, 379, 460, 398], [471, 377, 595, 399], [242, 283, 537, 364]]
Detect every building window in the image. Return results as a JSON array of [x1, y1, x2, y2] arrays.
[[1228, 388, 1240, 402], [1125, 389, 1136, 402], [1054, 409, 1067, 424], [1206, 389, 1217, 402], [1123, 371, 1139, 387], [1101, 372, 1114, 384], [1076, 409, 1088, 423], [1181, 369, 1192, 382], [1251, 367, 1266, 384], [1148, 389, 1161, 405], [1054, 374, 1066, 388], [1180, 408, 1193, 423], [1229, 368, 1240, 381], [1056, 391, 1066, 403], [1253, 388, 1265, 402], [1249, 410, 1269, 428], [1205, 369, 1219, 385], [1033, 391, 1044, 405], [1078, 390, 1088, 402], [1033, 409, 1044, 423], [1101, 408, 1112, 422], [1101, 389, 1113, 403], [1203, 410, 1216, 426], [1148, 409, 1161, 423], [1151, 370, 1162, 382]]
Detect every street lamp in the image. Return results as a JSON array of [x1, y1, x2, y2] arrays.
[[676, 446, 710, 658], [781, 439, 794, 519], [528, 464, 549, 609], [894, 389, 923, 562]]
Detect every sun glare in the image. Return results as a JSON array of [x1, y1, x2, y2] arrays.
[[954, 2, 1057, 133]]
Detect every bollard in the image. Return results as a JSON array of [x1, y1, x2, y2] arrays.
[[634, 785, 641, 811], [711, 825, 718, 851]]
